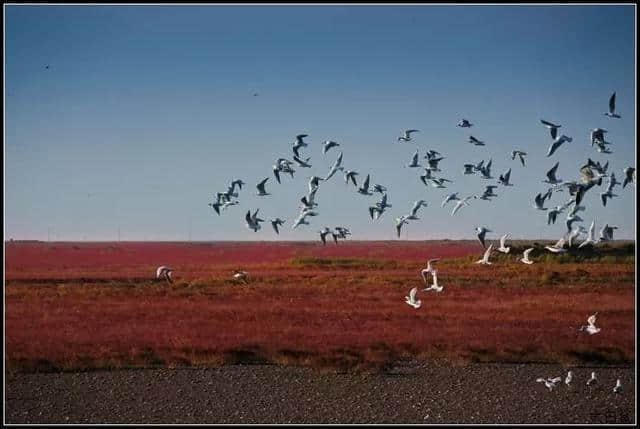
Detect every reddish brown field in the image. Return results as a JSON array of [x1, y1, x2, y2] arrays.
[[4, 240, 635, 372]]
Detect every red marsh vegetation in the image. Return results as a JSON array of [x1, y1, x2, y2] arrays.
[[4, 241, 635, 372]]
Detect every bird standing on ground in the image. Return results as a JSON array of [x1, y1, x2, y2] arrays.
[[586, 371, 597, 385], [156, 266, 173, 284], [579, 313, 601, 335]]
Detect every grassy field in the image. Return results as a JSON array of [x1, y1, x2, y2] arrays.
[[4, 240, 635, 373]]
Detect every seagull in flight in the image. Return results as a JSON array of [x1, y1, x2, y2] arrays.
[[407, 150, 422, 168], [395, 215, 409, 238], [468, 135, 485, 146], [245, 209, 265, 232], [475, 226, 491, 248], [457, 119, 473, 128], [271, 218, 285, 234], [451, 195, 476, 216], [325, 152, 344, 181], [322, 140, 340, 155], [156, 266, 173, 284], [604, 92, 621, 118], [543, 162, 562, 185], [208, 202, 221, 215], [520, 248, 535, 265], [479, 185, 498, 201], [547, 206, 562, 225], [547, 135, 573, 157], [540, 119, 562, 138], [319, 227, 333, 245], [578, 220, 597, 248], [566, 214, 583, 234], [344, 170, 359, 187], [545, 237, 567, 253], [423, 269, 443, 292], [358, 174, 373, 196], [292, 134, 309, 157], [406, 200, 428, 220], [622, 167, 635, 188], [511, 150, 527, 167], [533, 192, 550, 211], [463, 164, 476, 175], [441, 192, 460, 207], [292, 155, 312, 168], [405, 286, 421, 309], [421, 258, 440, 283], [373, 184, 388, 194], [478, 159, 493, 179], [599, 224, 618, 242], [497, 168, 513, 186], [308, 176, 324, 193], [475, 244, 493, 265], [497, 234, 511, 253], [256, 178, 271, 196], [398, 129, 420, 142]]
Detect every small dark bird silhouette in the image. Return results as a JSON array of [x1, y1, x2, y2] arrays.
[[45, 65, 50, 70]]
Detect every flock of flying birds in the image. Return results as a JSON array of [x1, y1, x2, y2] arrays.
[[162, 92, 632, 394]]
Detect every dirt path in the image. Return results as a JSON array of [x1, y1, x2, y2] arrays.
[[5, 363, 634, 424]]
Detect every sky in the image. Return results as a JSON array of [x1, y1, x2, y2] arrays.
[[4, 4, 637, 241]]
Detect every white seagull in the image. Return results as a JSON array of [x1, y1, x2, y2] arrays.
[[468, 135, 485, 146], [407, 200, 428, 220], [586, 371, 597, 385], [613, 379, 623, 394], [344, 170, 359, 187], [270, 218, 285, 234], [520, 248, 535, 265], [457, 119, 473, 128], [497, 233, 511, 253], [545, 237, 567, 253], [579, 313, 601, 335], [423, 269, 443, 292], [475, 226, 491, 248], [405, 286, 422, 309], [543, 162, 563, 185], [474, 244, 493, 265], [421, 258, 440, 283], [599, 224, 618, 242], [324, 152, 344, 181], [540, 119, 562, 140], [441, 192, 461, 207], [292, 155, 312, 168], [536, 377, 562, 391], [622, 167, 635, 188], [395, 215, 409, 238], [547, 135, 573, 157], [322, 140, 340, 154], [156, 266, 173, 284], [256, 177, 271, 196], [398, 129, 420, 142], [358, 174, 373, 196], [565, 371, 573, 386], [578, 220, 597, 248], [407, 150, 422, 168], [451, 195, 476, 216], [233, 270, 249, 284], [498, 168, 513, 186], [604, 92, 621, 118], [511, 150, 527, 167]]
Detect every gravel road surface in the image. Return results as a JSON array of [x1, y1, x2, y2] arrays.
[[5, 362, 635, 424]]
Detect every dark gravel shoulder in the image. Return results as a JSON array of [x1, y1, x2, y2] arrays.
[[5, 362, 635, 424]]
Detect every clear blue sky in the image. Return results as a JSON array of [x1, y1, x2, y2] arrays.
[[4, 5, 636, 241]]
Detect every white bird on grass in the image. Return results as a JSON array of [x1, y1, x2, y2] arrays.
[[156, 266, 173, 284], [475, 244, 493, 265], [536, 377, 562, 391], [586, 371, 597, 385], [233, 270, 249, 284], [405, 286, 421, 309], [579, 313, 601, 335], [520, 248, 535, 265], [497, 234, 511, 253]]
